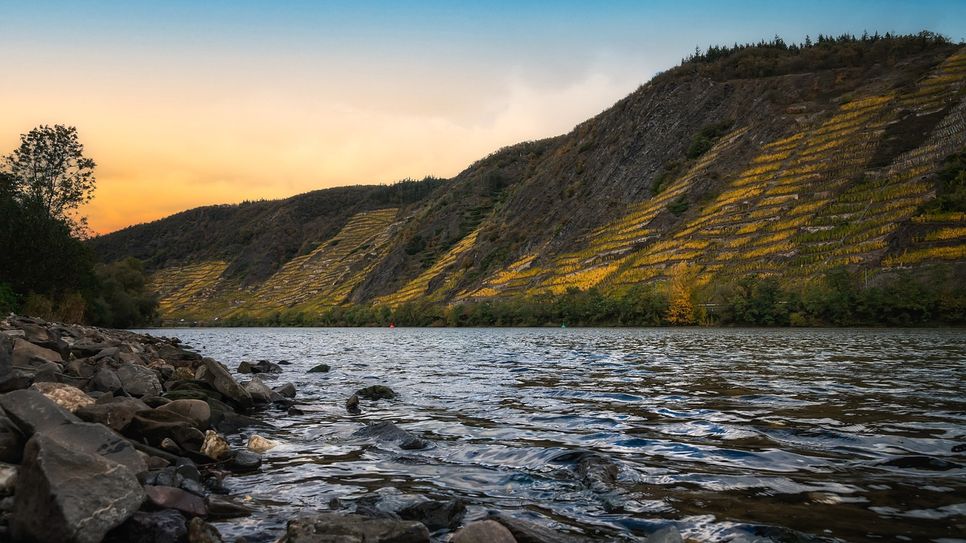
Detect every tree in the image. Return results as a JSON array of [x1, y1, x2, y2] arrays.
[[665, 263, 696, 325], [4, 125, 96, 230]]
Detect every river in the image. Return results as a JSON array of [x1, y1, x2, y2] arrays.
[[138, 327, 966, 542]]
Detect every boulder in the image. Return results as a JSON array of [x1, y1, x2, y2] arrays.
[[0, 334, 12, 376], [550, 450, 619, 491], [239, 360, 282, 374], [201, 358, 252, 408], [247, 434, 279, 453], [487, 513, 591, 543], [30, 382, 95, 412], [398, 498, 466, 531], [452, 520, 518, 543], [76, 397, 150, 432], [206, 495, 256, 519], [91, 367, 123, 393], [126, 409, 204, 451], [284, 513, 429, 543], [345, 394, 361, 415], [274, 382, 297, 398], [105, 509, 188, 543], [356, 385, 396, 401], [12, 337, 64, 366], [243, 377, 274, 404], [0, 388, 80, 435], [13, 434, 145, 543], [201, 430, 231, 461], [117, 364, 163, 397], [144, 485, 207, 517], [646, 526, 684, 543], [41, 421, 147, 474], [158, 399, 211, 429], [354, 421, 429, 450], [230, 450, 261, 472], [187, 517, 223, 543], [0, 416, 23, 463], [307, 363, 330, 373]]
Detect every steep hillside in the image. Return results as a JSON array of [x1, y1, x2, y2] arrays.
[[91, 34, 966, 323]]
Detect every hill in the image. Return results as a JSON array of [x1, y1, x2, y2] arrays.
[[90, 33, 966, 325]]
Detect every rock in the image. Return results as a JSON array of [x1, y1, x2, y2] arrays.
[[0, 388, 80, 435], [353, 421, 429, 450], [274, 382, 297, 398], [12, 337, 64, 366], [70, 341, 113, 358], [201, 358, 252, 408], [180, 477, 207, 497], [307, 363, 330, 373], [0, 334, 13, 374], [13, 434, 145, 543], [30, 382, 95, 412], [42, 421, 147, 474], [646, 525, 684, 543], [243, 377, 274, 404], [230, 450, 262, 472], [0, 463, 16, 496], [0, 417, 23, 463], [201, 430, 232, 461], [240, 360, 281, 374], [187, 517, 223, 543], [487, 513, 590, 543], [173, 367, 195, 381], [346, 394, 361, 415], [206, 495, 256, 518], [127, 409, 205, 450], [144, 485, 208, 517], [161, 438, 182, 454], [452, 520, 518, 543], [158, 399, 211, 429], [284, 513, 430, 543], [105, 509, 188, 543], [247, 434, 279, 453], [551, 450, 619, 491], [91, 367, 123, 393], [76, 397, 150, 432], [117, 364, 164, 397], [356, 385, 396, 401], [398, 498, 466, 531]]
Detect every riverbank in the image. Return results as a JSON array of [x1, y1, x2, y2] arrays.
[[1, 315, 643, 543]]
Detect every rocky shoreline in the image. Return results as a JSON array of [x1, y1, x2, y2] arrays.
[[0, 315, 683, 543]]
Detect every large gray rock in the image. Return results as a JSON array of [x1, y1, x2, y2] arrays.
[[144, 485, 207, 517], [243, 377, 273, 404], [105, 509, 188, 543], [202, 358, 252, 408], [452, 520, 518, 543], [487, 513, 592, 543], [30, 382, 95, 412], [42, 421, 147, 474], [158, 399, 211, 429], [12, 337, 64, 366], [0, 416, 23, 463], [284, 513, 430, 543], [91, 367, 123, 393], [76, 397, 150, 432], [0, 388, 80, 435], [116, 364, 163, 397], [13, 434, 145, 543]]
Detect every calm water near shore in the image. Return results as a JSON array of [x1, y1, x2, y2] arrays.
[[139, 327, 966, 542]]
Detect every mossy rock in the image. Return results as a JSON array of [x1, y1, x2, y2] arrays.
[[355, 385, 396, 401]]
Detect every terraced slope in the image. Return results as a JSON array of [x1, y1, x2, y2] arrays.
[[92, 37, 966, 322]]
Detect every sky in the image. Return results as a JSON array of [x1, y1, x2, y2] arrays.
[[2, 1, 965, 234]]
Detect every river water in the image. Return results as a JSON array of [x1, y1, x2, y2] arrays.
[[140, 327, 966, 542]]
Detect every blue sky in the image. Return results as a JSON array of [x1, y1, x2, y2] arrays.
[[1, 1, 963, 232]]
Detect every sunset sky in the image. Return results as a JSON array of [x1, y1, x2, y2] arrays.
[[2, 1, 965, 234]]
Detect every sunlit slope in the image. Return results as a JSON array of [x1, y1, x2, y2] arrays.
[[91, 40, 966, 321], [149, 208, 400, 320]]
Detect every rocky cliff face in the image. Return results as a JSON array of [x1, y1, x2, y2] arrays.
[[90, 40, 966, 322]]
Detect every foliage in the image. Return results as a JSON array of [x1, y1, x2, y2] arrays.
[[687, 121, 734, 159], [921, 150, 966, 214], [673, 31, 953, 81], [1, 127, 158, 327], [3, 124, 96, 231], [88, 258, 159, 328]]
